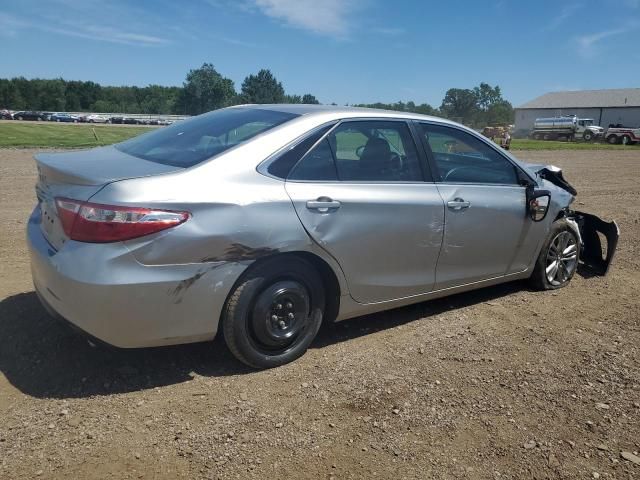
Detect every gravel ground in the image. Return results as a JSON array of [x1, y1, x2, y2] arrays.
[[0, 148, 639, 479]]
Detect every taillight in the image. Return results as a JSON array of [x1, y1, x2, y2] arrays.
[[55, 198, 189, 243]]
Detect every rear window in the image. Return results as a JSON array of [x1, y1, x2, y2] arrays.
[[115, 107, 299, 167]]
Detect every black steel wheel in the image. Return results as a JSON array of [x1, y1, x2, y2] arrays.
[[607, 135, 619, 145], [249, 280, 310, 351], [222, 256, 325, 368]]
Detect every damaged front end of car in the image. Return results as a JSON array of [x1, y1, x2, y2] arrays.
[[538, 165, 620, 276]]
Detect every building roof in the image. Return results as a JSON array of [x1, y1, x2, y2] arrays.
[[517, 88, 640, 109]]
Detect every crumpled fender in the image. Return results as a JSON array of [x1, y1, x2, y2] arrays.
[[568, 211, 619, 275]]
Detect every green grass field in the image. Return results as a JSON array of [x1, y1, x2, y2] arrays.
[[0, 122, 154, 148], [0, 120, 637, 151], [508, 138, 633, 150]]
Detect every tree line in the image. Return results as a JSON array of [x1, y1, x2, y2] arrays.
[[0, 63, 513, 126], [355, 83, 514, 127]]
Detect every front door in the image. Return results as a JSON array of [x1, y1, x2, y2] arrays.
[[285, 120, 445, 304], [417, 122, 533, 289]]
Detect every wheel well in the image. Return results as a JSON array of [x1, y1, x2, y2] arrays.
[[554, 208, 570, 222], [228, 251, 341, 324]]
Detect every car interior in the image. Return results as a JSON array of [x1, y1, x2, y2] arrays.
[[420, 127, 519, 185]]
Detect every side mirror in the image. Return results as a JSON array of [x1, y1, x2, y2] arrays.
[[528, 189, 551, 222]]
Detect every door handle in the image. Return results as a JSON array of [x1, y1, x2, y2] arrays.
[[447, 198, 471, 211], [306, 198, 341, 212]]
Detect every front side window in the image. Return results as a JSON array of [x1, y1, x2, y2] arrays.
[[116, 107, 299, 168], [418, 123, 519, 185]]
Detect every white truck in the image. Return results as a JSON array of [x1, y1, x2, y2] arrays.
[[604, 125, 640, 145], [530, 115, 604, 142]]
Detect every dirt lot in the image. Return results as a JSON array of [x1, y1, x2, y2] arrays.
[[0, 148, 639, 479]]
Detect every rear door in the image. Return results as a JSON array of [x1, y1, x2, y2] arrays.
[[416, 122, 536, 289], [284, 119, 445, 304]]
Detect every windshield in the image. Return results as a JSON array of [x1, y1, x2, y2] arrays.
[[115, 107, 299, 167], [583, 119, 594, 126]]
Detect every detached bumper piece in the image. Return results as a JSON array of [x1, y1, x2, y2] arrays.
[[574, 211, 619, 275]]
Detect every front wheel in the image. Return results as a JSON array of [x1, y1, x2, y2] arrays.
[[583, 131, 593, 142], [530, 219, 580, 290], [607, 135, 619, 145], [222, 256, 325, 368]]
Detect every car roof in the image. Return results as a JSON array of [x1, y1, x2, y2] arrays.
[[230, 103, 457, 125]]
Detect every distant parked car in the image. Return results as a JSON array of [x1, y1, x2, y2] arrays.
[[109, 116, 124, 124], [84, 114, 110, 124], [123, 117, 141, 125], [50, 113, 79, 123], [0, 109, 13, 120], [13, 111, 47, 121]]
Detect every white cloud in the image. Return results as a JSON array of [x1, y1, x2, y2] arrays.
[[43, 24, 168, 46], [546, 3, 582, 30], [575, 21, 639, 57], [577, 28, 627, 49], [252, 0, 361, 37], [1, 1, 169, 47], [373, 27, 405, 36], [0, 13, 30, 37]]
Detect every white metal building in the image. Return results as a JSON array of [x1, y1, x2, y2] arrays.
[[514, 88, 640, 134]]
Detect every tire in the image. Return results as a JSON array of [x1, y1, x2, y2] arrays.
[[533, 133, 542, 140], [16, 116, 23, 121], [530, 219, 580, 290], [621, 135, 632, 145], [222, 256, 325, 369], [607, 135, 618, 145], [583, 131, 593, 142]]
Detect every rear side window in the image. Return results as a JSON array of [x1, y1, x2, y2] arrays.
[[115, 108, 299, 168], [289, 139, 338, 181], [288, 120, 424, 182], [267, 124, 335, 179], [330, 121, 423, 182]]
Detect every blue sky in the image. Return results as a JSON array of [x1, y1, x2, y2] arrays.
[[1, 0, 639, 107]]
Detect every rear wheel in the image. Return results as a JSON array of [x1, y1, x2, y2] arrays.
[[621, 135, 632, 145], [222, 256, 325, 369], [607, 135, 619, 145], [530, 219, 579, 290]]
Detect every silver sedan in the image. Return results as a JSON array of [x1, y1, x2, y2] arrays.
[[27, 105, 618, 368]]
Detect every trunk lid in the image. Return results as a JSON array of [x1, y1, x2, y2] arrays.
[[34, 146, 183, 250]]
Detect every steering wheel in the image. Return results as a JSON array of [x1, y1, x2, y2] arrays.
[[355, 145, 365, 158], [443, 166, 469, 182]]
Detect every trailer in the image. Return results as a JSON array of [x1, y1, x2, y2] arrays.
[[530, 115, 604, 142]]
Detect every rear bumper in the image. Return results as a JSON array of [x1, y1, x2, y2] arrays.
[[27, 207, 247, 348]]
